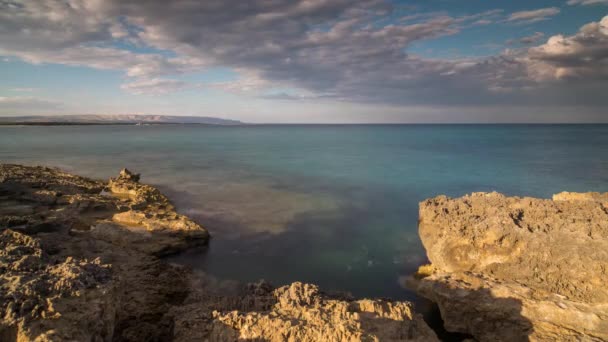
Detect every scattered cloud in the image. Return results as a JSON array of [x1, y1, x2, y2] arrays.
[[507, 7, 560, 24], [474, 19, 493, 26], [0, 0, 606, 111], [120, 78, 190, 95], [208, 71, 270, 94], [520, 32, 545, 45], [526, 15, 608, 81], [567, 0, 608, 5]]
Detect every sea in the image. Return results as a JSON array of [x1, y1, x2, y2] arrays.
[[1, 124, 607, 302]]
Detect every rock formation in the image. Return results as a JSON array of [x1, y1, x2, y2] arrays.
[[173, 281, 438, 342], [410, 192, 608, 341], [0, 164, 435, 341], [0, 164, 206, 341]]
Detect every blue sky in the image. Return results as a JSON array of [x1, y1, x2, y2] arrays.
[[0, 0, 607, 123]]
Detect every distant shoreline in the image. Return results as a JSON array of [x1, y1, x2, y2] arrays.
[[0, 122, 243, 126], [1, 122, 606, 126]]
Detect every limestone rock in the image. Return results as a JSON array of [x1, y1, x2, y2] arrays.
[[412, 192, 608, 341], [0, 164, 207, 340], [1, 164, 435, 342], [104, 167, 208, 255], [0, 229, 115, 342], [552, 191, 608, 203], [173, 281, 439, 342], [117, 168, 140, 182]]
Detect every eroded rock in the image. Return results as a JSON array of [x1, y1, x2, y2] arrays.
[[0, 164, 208, 341], [411, 192, 608, 341], [105, 166, 209, 255], [0, 229, 115, 342], [1, 164, 436, 342], [173, 281, 438, 342]]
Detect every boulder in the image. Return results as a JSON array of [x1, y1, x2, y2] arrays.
[[411, 192, 608, 341]]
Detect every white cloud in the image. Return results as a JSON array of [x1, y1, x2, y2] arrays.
[[526, 16, 608, 80], [120, 78, 190, 95], [0, 0, 607, 111], [507, 7, 560, 23], [567, 0, 608, 5], [520, 32, 545, 45]]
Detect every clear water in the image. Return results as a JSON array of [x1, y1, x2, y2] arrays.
[[1, 124, 607, 301]]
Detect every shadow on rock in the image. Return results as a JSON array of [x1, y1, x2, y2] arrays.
[[409, 272, 534, 342]]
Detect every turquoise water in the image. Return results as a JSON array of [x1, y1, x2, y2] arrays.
[[1, 124, 607, 301]]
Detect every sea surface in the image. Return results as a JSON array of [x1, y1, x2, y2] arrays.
[[1, 124, 607, 301]]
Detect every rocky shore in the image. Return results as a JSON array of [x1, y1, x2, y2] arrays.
[[0, 164, 437, 341], [3, 164, 607, 341], [410, 192, 608, 341]]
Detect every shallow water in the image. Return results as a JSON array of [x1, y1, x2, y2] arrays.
[[2, 124, 607, 301]]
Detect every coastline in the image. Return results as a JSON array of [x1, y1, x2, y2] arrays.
[[0, 164, 438, 341], [2, 163, 607, 341]]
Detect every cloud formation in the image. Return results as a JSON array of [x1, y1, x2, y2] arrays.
[[120, 78, 190, 95], [507, 7, 560, 24], [519, 32, 545, 45], [567, 0, 608, 5], [0, 0, 607, 111], [527, 16, 608, 81]]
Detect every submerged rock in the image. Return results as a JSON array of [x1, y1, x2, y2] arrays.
[[411, 192, 608, 341]]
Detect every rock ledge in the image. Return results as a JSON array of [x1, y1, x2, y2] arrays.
[[0, 164, 435, 342], [411, 191, 608, 341]]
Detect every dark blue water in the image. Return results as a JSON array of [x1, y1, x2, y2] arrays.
[[1, 124, 607, 301]]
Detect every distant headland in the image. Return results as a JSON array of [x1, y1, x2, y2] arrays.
[[0, 114, 243, 126]]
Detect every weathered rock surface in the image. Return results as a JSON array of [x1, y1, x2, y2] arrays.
[[0, 164, 206, 341], [0, 229, 114, 341], [104, 168, 209, 256], [172, 281, 438, 342], [411, 192, 608, 341], [1, 164, 436, 342]]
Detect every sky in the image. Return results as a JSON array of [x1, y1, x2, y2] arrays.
[[0, 0, 607, 123]]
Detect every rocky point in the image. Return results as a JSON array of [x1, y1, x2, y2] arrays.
[[410, 191, 608, 341], [0, 164, 436, 341]]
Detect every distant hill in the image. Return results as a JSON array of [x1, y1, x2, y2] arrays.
[[0, 115, 243, 125]]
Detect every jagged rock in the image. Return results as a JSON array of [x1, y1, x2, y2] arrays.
[[1, 164, 436, 342], [411, 192, 608, 341], [552, 191, 608, 203], [117, 168, 140, 182], [173, 281, 439, 342], [216, 282, 437, 342], [0, 229, 115, 341], [104, 166, 209, 255], [0, 164, 207, 340]]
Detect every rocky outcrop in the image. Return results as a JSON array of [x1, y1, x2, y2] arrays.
[[411, 192, 608, 341], [172, 281, 438, 342], [0, 229, 115, 341], [1, 164, 436, 342], [102, 168, 209, 256], [213, 283, 437, 341], [0, 164, 206, 341]]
